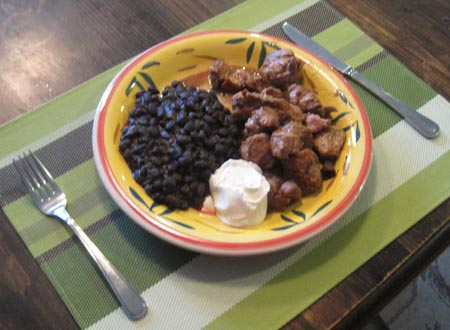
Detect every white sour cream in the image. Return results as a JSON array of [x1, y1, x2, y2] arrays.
[[209, 159, 270, 227]]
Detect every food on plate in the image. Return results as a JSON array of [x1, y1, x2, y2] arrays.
[[267, 176, 302, 212], [119, 47, 345, 223], [209, 159, 270, 227], [260, 49, 303, 89], [270, 121, 312, 159], [209, 59, 269, 93], [231, 88, 304, 122], [282, 148, 323, 195], [119, 81, 242, 209], [313, 126, 346, 160], [239, 133, 274, 170], [210, 48, 346, 212]]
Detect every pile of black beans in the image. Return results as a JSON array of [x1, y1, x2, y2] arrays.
[[119, 81, 243, 209]]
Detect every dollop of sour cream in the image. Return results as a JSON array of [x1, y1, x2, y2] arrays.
[[209, 159, 270, 227]]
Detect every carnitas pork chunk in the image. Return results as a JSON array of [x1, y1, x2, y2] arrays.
[[305, 113, 331, 134], [260, 86, 284, 99], [270, 121, 312, 159], [232, 88, 304, 122], [231, 89, 263, 120], [244, 106, 280, 136], [283, 148, 323, 195], [288, 84, 337, 119], [313, 126, 346, 160], [261, 49, 304, 89], [240, 133, 274, 169], [288, 84, 321, 112], [267, 176, 302, 211], [209, 59, 269, 93]]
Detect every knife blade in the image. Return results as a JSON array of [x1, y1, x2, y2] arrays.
[[282, 22, 440, 139]]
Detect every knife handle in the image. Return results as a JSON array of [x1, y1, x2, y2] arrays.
[[348, 70, 439, 139]]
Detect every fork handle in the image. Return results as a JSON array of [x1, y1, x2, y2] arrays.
[[66, 217, 148, 320]]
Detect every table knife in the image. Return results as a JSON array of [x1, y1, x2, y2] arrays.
[[282, 22, 440, 139]]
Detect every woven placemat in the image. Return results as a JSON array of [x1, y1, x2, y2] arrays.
[[1, 0, 449, 329]]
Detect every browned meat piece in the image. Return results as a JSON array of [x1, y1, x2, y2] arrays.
[[267, 176, 302, 211], [232, 89, 304, 123], [244, 106, 280, 136], [321, 160, 337, 180], [288, 84, 322, 113], [312, 106, 337, 118], [313, 126, 346, 160], [260, 86, 284, 99], [261, 49, 304, 89], [240, 133, 275, 169], [209, 59, 269, 93], [262, 93, 304, 123], [305, 113, 331, 133], [283, 148, 323, 195], [232, 89, 263, 120], [270, 121, 312, 159]]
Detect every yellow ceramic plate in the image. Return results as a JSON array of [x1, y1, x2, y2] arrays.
[[92, 30, 372, 256]]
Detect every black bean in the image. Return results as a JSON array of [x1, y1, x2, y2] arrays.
[[200, 169, 211, 181], [180, 184, 190, 195], [160, 129, 171, 140], [119, 139, 130, 151], [215, 144, 225, 154], [172, 173, 182, 183], [196, 183, 207, 196], [204, 114, 215, 125], [197, 130, 207, 142], [163, 177, 176, 191], [153, 179, 162, 189], [160, 155, 169, 164], [164, 194, 178, 207], [218, 128, 229, 137], [165, 120, 176, 131], [132, 169, 141, 181], [170, 144, 183, 159], [176, 111, 188, 125], [148, 126, 159, 138], [176, 134, 191, 145], [144, 184, 154, 194], [183, 121, 195, 132], [156, 107, 165, 118], [167, 162, 177, 173], [194, 160, 208, 169], [119, 80, 243, 209]]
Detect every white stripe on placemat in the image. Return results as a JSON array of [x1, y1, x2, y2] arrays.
[[0, 111, 94, 169], [249, 0, 320, 32], [88, 95, 450, 330]]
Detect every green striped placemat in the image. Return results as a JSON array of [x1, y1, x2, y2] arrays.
[[1, 0, 449, 329]]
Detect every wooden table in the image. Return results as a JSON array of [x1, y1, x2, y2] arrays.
[[1, 1, 449, 329]]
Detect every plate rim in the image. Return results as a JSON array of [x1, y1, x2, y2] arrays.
[[92, 29, 373, 256]]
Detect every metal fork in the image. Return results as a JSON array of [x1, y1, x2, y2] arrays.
[[13, 151, 148, 321]]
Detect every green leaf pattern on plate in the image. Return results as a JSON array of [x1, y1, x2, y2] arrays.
[[125, 61, 161, 96], [225, 38, 280, 68], [225, 37, 247, 44], [338, 89, 354, 109], [332, 111, 351, 124], [246, 41, 255, 63], [343, 120, 361, 144], [272, 199, 333, 231]]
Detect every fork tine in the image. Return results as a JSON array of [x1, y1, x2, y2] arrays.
[[24, 152, 47, 187], [26, 151, 61, 194], [13, 156, 37, 196]]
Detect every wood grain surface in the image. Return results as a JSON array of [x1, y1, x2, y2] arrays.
[[0, 0, 449, 329]]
